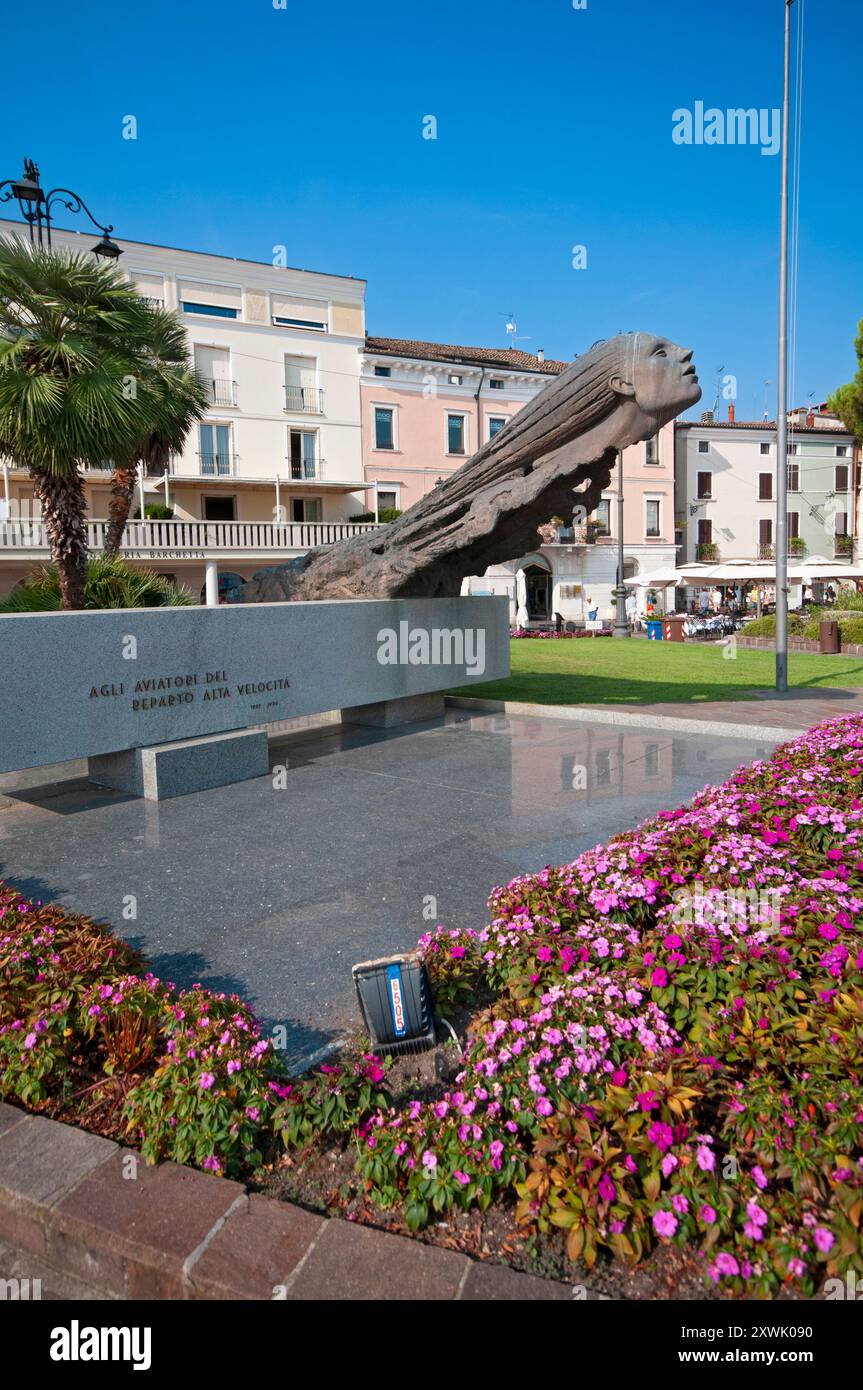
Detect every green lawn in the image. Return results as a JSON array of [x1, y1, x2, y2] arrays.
[[450, 636, 863, 707]]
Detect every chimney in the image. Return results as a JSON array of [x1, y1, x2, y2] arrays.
[[807, 409, 815, 427], [536, 347, 545, 363], [728, 403, 735, 423]]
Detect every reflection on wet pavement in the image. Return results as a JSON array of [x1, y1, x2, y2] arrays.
[[0, 711, 777, 1067]]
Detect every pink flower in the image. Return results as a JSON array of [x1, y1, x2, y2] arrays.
[[23, 1031, 37, 1049], [700, 1205, 717, 1225], [422, 1150, 437, 1172], [200, 1072, 215, 1089], [652, 1210, 677, 1238], [651, 967, 668, 988], [814, 1227, 834, 1253], [714, 1252, 740, 1277], [598, 1174, 616, 1203], [647, 1121, 674, 1152], [696, 1145, 715, 1172], [454, 1170, 470, 1186]]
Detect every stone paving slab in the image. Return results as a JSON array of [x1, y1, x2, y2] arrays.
[[283, 1217, 470, 1301], [0, 1104, 574, 1301], [189, 1193, 326, 1301], [55, 1147, 246, 1299]]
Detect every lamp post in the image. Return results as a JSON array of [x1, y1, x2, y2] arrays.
[[612, 448, 630, 637], [0, 157, 122, 259], [775, 2, 794, 692]]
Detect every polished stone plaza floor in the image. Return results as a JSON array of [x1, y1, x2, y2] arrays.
[[0, 710, 778, 1067]]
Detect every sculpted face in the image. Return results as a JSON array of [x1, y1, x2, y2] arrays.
[[611, 335, 701, 417]]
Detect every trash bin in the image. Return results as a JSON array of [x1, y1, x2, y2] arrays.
[[819, 619, 840, 654], [663, 615, 687, 643], [646, 619, 663, 641]]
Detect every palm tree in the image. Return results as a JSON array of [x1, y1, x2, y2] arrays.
[[0, 239, 203, 608], [103, 313, 208, 556]]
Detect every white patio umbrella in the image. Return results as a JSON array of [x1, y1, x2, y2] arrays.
[[789, 555, 863, 582], [515, 568, 529, 627]]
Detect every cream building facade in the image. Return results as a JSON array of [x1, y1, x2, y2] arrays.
[[0, 219, 375, 598]]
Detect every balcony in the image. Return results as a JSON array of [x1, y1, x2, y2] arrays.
[[288, 457, 327, 482], [205, 379, 238, 407], [197, 451, 237, 478], [0, 518, 381, 562], [284, 385, 324, 414], [834, 535, 855, 559], [696, 542, 719, 561]]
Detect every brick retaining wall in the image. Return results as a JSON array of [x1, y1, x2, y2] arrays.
[[0, 1103, 583, 1301]]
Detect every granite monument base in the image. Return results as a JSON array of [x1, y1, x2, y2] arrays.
[[88, 729, 269, 801], [341, 692, 446, 728]]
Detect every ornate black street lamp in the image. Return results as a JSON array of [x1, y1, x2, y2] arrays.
[[0, 157, 122, 259]]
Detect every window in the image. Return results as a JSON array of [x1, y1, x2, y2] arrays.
[[788, 511, 799, 539], [273, 315, 326, 331], [760, 441, 771, 455], [645, 499, 661, 538], [203, 495, 235, 521], [836, 445, 849, 458], [489, 378, 504, 390], [194, 346, 235, 406], [198, 423, 232, 476], [759, 473, 773, 500], [288, 430, 318, 480], [697, 518, 712, 545], [592, 499, 611, 536], [759, 519, 773, 546], [182, 301, 237, 319], [447, 414, 466, 454], [645, 435, 659, 465], [374, 365, 391, 377], [271, 294, 328, 332], [788, 442, 801, 455], [488, 416, 507, 439], [787, 463, 800, 492], [284, 355, 319, 412], [696, 471, 712, 499], [291, 497, 321, 523], [835, 464, 850, 491], [835, 511, 849, 537], [376, 489, 398, 512], [448, 373, 464, 386], [698, 440, 710, 454], [374, 407, 395, 450]]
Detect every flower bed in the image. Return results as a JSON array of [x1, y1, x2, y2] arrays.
[[510, 627, 612, 639], [2, 713, 863, 1297]]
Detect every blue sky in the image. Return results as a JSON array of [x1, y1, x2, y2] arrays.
[[1, 0, 860, 420]]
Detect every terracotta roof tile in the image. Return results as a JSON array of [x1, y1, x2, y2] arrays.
[[365, 336, 569, 375]]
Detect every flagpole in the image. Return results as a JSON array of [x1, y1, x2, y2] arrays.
[[775, 0, 794, 692]]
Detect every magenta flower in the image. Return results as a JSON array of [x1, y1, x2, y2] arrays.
[[814, 1227, 834, 1253], [199, 1072, 215, 1090], [652, 1210, 677, 1238]]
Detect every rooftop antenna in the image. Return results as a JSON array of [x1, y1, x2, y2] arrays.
[[711, 364, 726, 416], [501, 313, 531, 349]]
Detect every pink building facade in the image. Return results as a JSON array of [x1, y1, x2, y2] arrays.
[[360, 337, 678, 623]]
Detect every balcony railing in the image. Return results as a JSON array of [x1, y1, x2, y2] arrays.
[[205, 379, 238, 407], [284, 385, 324, 414], [197, 451, 236, 477], [0, 518, 381, 559], [288, 457, 326, 482]]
